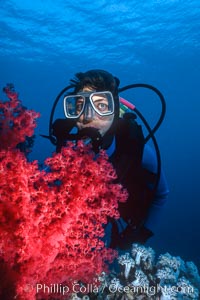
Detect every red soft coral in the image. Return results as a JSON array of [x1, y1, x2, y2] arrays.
[[0, 87, 128, 300], [0, 84, 40, 150]]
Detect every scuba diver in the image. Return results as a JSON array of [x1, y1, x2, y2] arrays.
[[44, 69, 169, 250]]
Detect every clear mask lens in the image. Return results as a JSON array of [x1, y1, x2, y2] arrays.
[[63, 91, 114, 118], [64, 95, 84, 118]]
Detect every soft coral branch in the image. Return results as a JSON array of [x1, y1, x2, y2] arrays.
[[0, 84, 40, 150]]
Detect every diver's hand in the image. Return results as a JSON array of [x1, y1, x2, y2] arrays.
[[112, 225, 154, 250], [52, 118, 76, 140]]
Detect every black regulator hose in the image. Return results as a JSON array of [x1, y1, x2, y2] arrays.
[[119, 83, 166, 142], [119, 83, 166, 191], [48, 85, 74, 144], [135, 107, 161, 191]]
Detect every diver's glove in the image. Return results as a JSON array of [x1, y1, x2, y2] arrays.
[[110, 224, 154, 250], [40, 118, 77, 152], [52, 118, 76, 140], [51, 118, 77, 152]]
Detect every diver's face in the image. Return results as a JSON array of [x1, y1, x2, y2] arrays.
[[76, 87, 114, 136]]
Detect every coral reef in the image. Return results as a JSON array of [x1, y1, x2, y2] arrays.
[[69, 244, 200, 300], [0, 86, 127, 300]]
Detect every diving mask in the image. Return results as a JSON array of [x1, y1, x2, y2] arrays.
[[63, 91, 115, 118]]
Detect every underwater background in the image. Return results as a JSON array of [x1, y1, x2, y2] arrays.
[[0, 0, 200, 269]]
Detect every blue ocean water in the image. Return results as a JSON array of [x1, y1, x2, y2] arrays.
[[0, 0, 200, 268]]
